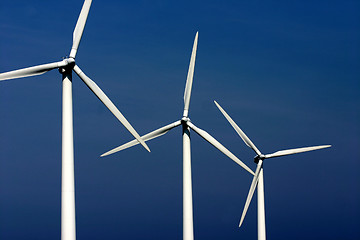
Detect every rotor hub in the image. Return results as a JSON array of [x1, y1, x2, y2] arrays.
[[58, 58, 75, 74], [254, 154, 265, 163], [181, 116, 190, 122], [181, 117, 191, 125]]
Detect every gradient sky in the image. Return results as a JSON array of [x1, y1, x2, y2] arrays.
[[0, 0, 359, 239]]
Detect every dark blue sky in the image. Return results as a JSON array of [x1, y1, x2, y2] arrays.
[[1, 0, 359, 239]]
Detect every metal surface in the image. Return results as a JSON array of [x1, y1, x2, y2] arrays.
[[214, 100, 331, 239], [102, 33, 253, 240], [0, 1, 151, 239]]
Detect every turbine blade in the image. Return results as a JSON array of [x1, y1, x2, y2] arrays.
[[239, 160, 263, 227], [264, 145, 331, 159], [187, 121, 254, 175], [101, 120, 182, 157], [214, 101, 262, 156], [69, 0, 92, 58], [183, 32, 199, 117], [73, 65, 150, 152], [0, 61, 65, 81]]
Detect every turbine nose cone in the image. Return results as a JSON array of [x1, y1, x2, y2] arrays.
[[58, 58, 75, 74], [65, 58, 76, 69], [66, 58, 76, 67], [254, 154, 265, 163], [181, 116, 190, 123], [67, 58, 75, 64]]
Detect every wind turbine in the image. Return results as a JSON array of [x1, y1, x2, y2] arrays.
[[101, 32, 255, 240], [0, 1, 150, 239], [214, 100, 331, 240]]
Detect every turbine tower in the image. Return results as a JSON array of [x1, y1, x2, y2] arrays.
[[101, 32, 255, 240], [0, 1, 150, 239], [214, 100, 331, 240]]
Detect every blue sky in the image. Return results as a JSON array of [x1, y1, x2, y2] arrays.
[[0, 0, 359, 239]]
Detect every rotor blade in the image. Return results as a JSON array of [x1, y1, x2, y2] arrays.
[[187, 121, 254, 175], [73, 64, 150, 152], [101, 120, 182, 157], [0, 61, 65, 81], [214, 101, 262, 156], [183, 32, 198, 117], [239, 160, 263, 227], [264, 145, 331, 159], [69, 0, 92, 58]]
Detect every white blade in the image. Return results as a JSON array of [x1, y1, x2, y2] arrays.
[[264, 145, 331, 159], [101, 120, 182, 157], [239, 160, 263, 227], [214, 101, 262, 156], [73, 65, 150, 152], [69, 0, 92, 58], [183, 32, 199, 117], [0, 61, 65, 81], [187, 121, 254, 175]]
